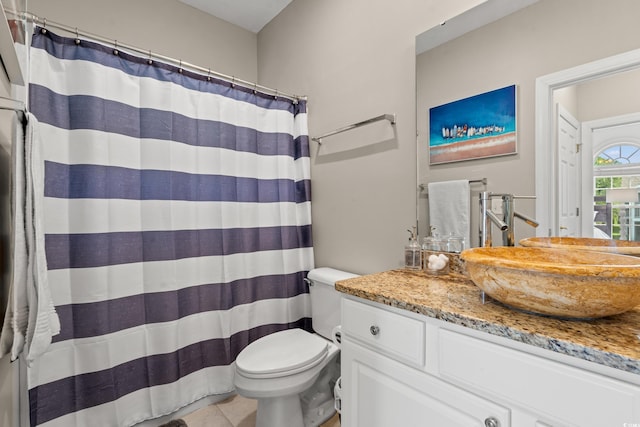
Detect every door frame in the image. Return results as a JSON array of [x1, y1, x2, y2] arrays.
[[535, 48, 640, 236]]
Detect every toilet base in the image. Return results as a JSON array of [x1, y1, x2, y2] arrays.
[[252, 355, 339, 427], [300, 357, 339, 426], [256, 395, 304, 427]]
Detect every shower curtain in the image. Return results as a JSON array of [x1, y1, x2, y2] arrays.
[[26, 27, 313, 426]]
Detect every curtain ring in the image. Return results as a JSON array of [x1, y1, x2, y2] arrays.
[[231, 76, 235, 88], [41, 18, 47, 34], [74, 28, 80, 45], [253, 83, 257, 95], [178, 60, 183, 74], [207, 68, 211, 82], [113, 40, 119, 56], [147, 50, 153, 65], [274, 89, 279, 100]]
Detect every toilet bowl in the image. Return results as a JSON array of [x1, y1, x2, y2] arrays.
[[235, 329, 340, 427], [233, 267, 357, 427]]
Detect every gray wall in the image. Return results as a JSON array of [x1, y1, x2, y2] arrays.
[[258, 0, 485, 274], [577, 69, 640, 123], [29, 0, 494, 275], [14, 0, 638, 423], [28, 0, 484, 277], [29, 0, 259, 82], [416, 0, 640, 247]]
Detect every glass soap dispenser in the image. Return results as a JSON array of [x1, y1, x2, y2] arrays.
[[404, 226, 422, 270]]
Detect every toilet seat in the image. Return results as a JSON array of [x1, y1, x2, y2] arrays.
[[236, 329, 328, 379]]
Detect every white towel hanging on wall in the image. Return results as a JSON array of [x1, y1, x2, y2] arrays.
[[427, 180, 471, 246], [0, 113, 28, 360], [0, 113, 60, 365]]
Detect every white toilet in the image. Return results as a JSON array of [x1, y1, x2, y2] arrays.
[[234, 267, 357, 427]]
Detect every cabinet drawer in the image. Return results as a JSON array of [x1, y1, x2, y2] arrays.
[[438, 329, 640, 427], [342, 298, 425, 367]]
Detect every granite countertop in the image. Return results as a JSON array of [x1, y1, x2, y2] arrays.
[[336, 269, 640, 375]]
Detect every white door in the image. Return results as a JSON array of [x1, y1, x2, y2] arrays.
[[557, 105, 581, 237]]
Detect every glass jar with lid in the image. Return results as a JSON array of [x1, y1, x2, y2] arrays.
[[445, 234, 465, 253]]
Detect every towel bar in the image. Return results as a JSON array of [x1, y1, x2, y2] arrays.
[[312, 113, 396, 145], [419, 178, 486, 192]]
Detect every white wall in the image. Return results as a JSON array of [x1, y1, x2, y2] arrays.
[[257, 0, 485, 274], [416, 0, 640, 246]]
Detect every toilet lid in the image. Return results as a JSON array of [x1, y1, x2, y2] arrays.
[[236, 329, 328, 378]]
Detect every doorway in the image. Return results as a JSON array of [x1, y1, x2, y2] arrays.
[[582, 114, 640, 240], [535, 47, 640, 237]]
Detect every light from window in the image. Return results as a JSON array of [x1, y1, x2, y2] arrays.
[[595, 143, 640, 165]]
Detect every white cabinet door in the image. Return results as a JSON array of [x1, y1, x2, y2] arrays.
[[341, 339, 510, 427], [438, 329, 640, 427]]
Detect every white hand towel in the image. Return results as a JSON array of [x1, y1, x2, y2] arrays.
[[0, 114, 28, 360], [427, 180, 470, 246], [24, 112, 60, 366], [0, 112, 60, 364]]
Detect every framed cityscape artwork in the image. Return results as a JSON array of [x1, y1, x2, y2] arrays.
[[429, 85, 517, 165]]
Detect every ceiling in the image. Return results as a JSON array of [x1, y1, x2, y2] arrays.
[[415, 0, 538, 55], [178, 0, 292, 33]]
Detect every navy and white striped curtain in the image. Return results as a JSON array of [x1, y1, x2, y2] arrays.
[[27, 28, 313, 426]]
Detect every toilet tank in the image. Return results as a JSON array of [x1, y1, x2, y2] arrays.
[[307, 267, 359, 339]]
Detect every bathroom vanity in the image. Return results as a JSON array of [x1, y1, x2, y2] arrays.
[[336, 270, 640, 427]]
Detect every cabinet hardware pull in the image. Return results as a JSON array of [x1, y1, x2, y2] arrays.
[[484, 417, 499, 427], [369, 325, 380, 336]]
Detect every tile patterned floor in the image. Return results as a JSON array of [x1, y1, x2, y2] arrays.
[[180, 394, 340, 427]]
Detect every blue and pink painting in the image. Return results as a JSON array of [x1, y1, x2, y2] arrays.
[[429, 85, 517, 164]]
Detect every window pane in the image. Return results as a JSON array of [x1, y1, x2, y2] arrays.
[[595, 144, 640, 165]]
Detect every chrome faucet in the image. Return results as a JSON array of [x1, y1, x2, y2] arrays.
[[480, 191, 508, 247], [478, 191, 505, 304], [479, 191, 539, 247], [500, 194, 539, 246]]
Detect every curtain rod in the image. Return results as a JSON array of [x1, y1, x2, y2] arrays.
[[10, 10, 306, 104]]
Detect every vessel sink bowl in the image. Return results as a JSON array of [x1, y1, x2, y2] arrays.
[[461, 247, 640, 319], [519, 236, 640, 256]]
